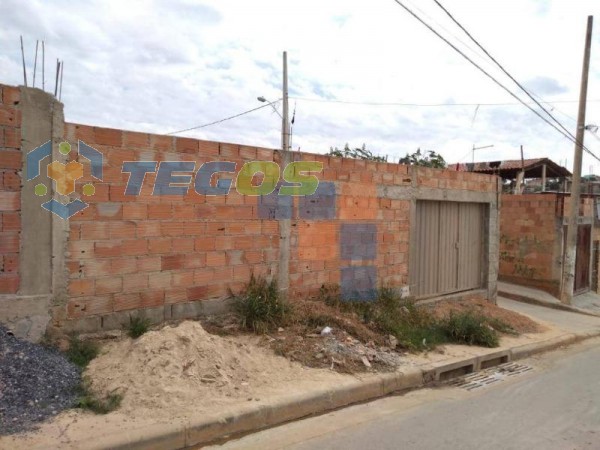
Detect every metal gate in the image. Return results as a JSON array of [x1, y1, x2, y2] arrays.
[[413, 201, 485, 298]]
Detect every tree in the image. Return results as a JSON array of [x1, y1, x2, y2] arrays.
[[399, 148, 446, 168], [328, 143, 387, 162]]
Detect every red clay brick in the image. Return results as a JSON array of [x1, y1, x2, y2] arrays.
[[0, 106, 20, 127], [0, 232, 18, 253], [109, 221, 136, 239], [67, 295, 112, 318], [94, 241, 122, 258], [206, 251, 226, 267], [80, 222, 109, 240], [161, 222, 183, 236], [123, 273, 148, 292], [3, 254, 18, 272], [69, 278, 94, 297], [172, 237, 194, 252], [176, 137, 199, 154], [141, 290, 164, 307], [149, 237, 171, 254], [3, 127, 20, 148], [147, 204, 172, 219], [149, 272, 172, 289], [162, 254, 185, 270], [95, 276, 122, 294], [172, 270, 195, 287], [186, 285, 210, 301], [184, 254, 206, 269], [193, 268, 214, 285], [165, 288, 188, 304], [124, 131, 150, 149], [2, 86, 20, 105], [94, 127, 122, 146], [136, 221, 161, 237], [121, 239, 147, 256], [0, 273, 18, 293], [0, 151, 21, 170], [114, 293, 141, 311]]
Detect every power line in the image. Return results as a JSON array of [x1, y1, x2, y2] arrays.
[[431, 0, 599, 161], [291, 96, 598, 107], [166, 100, 281, 135], [390, 0, 600, 162]]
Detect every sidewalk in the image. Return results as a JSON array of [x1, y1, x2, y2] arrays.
[[5, 299, 600, 450], [498, 281, 600, 317]]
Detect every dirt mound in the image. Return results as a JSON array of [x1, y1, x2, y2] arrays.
[[426, 296, 542, 334], [85, 321, 327, 414]]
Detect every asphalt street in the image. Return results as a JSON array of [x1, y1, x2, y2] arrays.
[[211, 337, 600, 450]]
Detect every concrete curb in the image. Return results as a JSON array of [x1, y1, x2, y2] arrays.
[[499, 291, 600, 318], [55, 331, 600, 450]]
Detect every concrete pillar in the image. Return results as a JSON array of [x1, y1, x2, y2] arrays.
[[0, 87, 66, 341]]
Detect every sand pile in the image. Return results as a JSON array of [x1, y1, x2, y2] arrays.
[[85, 321, 326, 415]]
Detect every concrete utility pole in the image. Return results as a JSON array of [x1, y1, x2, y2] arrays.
[[278, 51, 291, 300], [561, 15, 594, 304], [282, 51, 290, 152]]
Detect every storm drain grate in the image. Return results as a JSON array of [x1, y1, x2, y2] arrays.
[[448, 362, 533, 391]]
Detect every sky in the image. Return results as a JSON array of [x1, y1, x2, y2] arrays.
[[0, 0, 599, 171]]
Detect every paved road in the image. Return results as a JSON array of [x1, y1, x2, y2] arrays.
[[211, 337, 600, 450]]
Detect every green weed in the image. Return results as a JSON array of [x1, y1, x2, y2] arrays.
[[66, 336, 99, 368], [128, 316, 151, 338], [232, 274, 290, 333], [76, 378, 122, 414]]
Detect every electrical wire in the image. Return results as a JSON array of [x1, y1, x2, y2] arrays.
[[166, 100, 281, 135], [291, 96, 598, 107], [431, 0, 599, 161], [390, 0, 600, 162]]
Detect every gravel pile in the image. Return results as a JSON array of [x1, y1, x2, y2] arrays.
[[0, 325, 81, 435]]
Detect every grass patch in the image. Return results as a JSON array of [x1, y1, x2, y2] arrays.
[[439, 311, 499, 347], [76, 378, 122, 414], [128, 316, 151, 338], [66, 336, 99, 368], [232, 274, 290, 333], [316, 285, 502, 350]]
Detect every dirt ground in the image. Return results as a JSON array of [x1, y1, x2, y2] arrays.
[[425, 296, 543, 334], [3, 295, 566, 450], [204, 295, 544, 374]]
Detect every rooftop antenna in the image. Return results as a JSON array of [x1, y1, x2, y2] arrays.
[[42, 41, 45, 91], [32, 40, 39, 87], [20, 35, 28, 87], [54, 59, 60, 97], [59, 61, 64, 100]]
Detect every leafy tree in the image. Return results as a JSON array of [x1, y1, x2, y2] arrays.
[[329, 143, 387, 162], [399, 148, 447, 168]]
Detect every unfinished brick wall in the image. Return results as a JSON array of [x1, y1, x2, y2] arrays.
[[499, 194, 594, 296], [59, 121, 498, 327], [63, 123, 282, 319], [0, 85, 21, 293], [0, 83, 501, 335]]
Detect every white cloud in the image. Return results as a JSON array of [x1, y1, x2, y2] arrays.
[[1, 0, 599, 171]]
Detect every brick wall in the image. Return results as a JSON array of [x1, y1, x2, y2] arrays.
[[0, 83, 500, 334], [499, 194, 558, 288], [59, 122, 498, 323], [0, 85, 21, 293], [63, 123, 282, 319]]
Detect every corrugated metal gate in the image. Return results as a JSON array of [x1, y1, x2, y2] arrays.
[[413, 200, 485, 298]]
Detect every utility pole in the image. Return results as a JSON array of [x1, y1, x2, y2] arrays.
[[561, 15, 593, 304], [281, 51, 290, 152]]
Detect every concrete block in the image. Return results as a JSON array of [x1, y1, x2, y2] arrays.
[[0, 294, 51, 342]]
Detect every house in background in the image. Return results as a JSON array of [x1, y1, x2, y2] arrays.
[[457, 158, 598, 299]]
